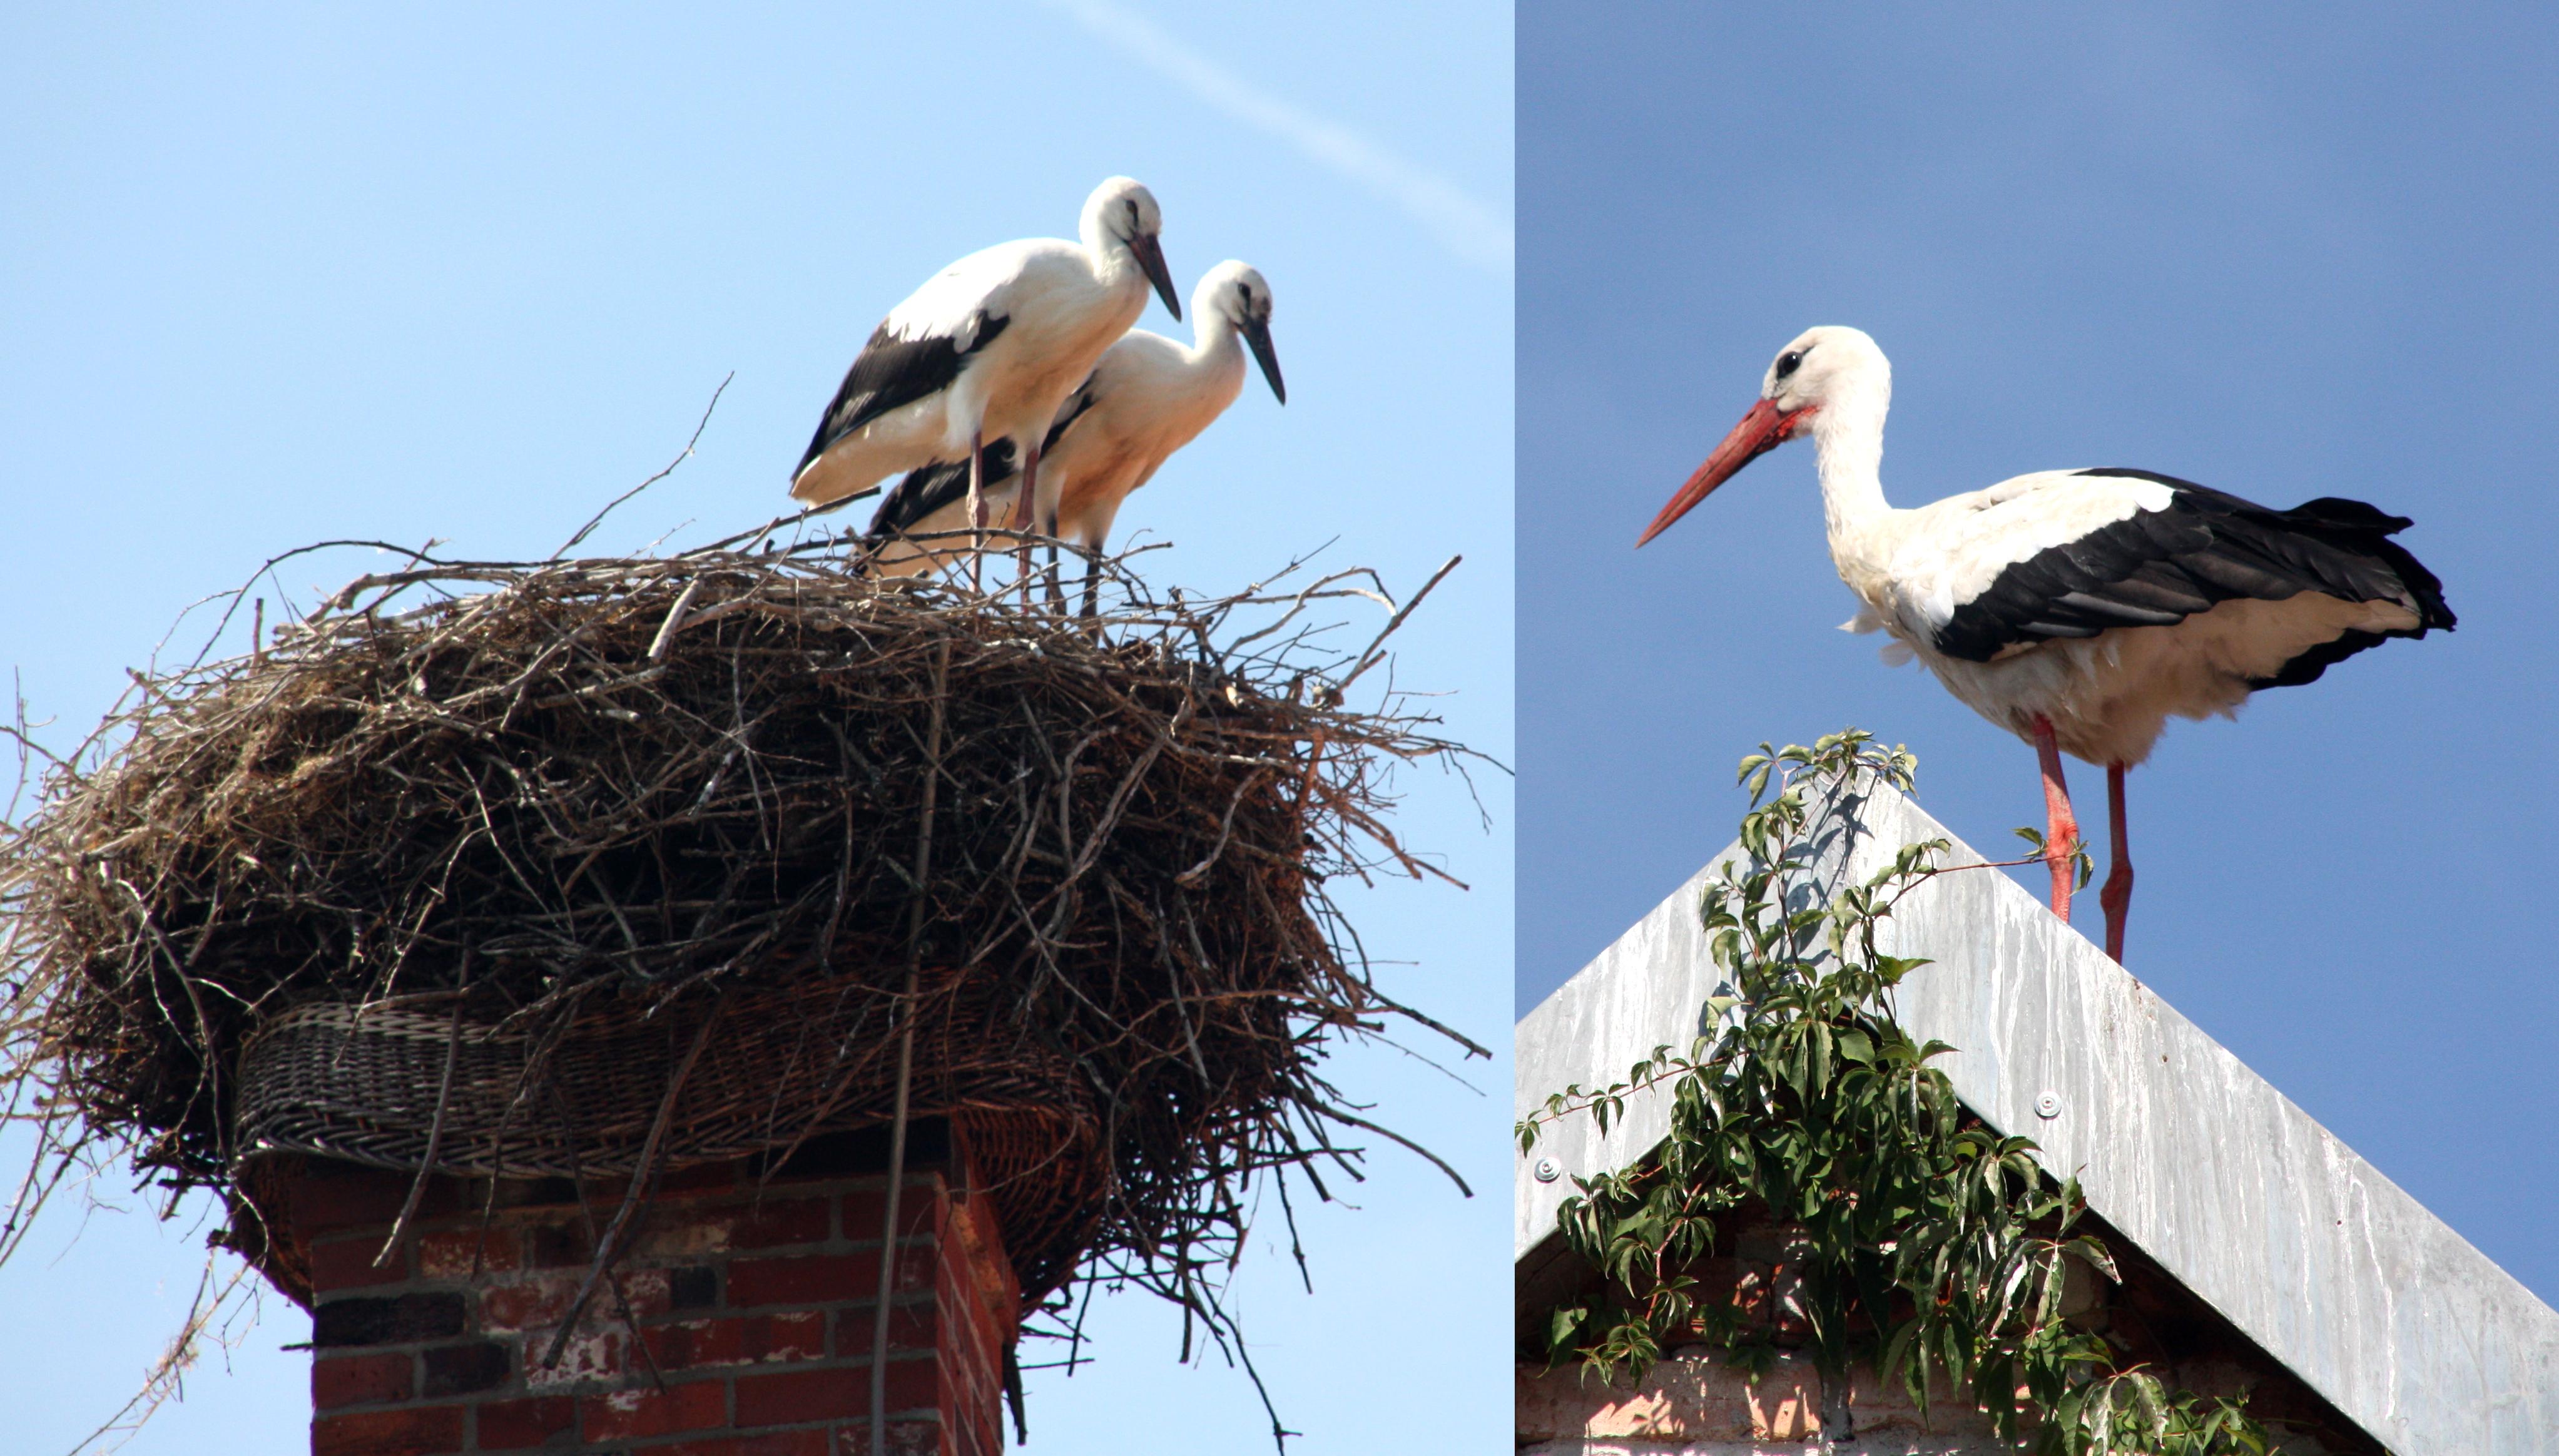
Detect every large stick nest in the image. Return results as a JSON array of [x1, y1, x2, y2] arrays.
[[0, 544, 1479, 1316]]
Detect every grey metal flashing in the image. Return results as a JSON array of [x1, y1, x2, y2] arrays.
[[1515, 783, 2559, 1455]]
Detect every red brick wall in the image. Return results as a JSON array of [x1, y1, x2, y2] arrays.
[[1516, 1209, 2386, 1454], [272, 1131, 1017, 1455]]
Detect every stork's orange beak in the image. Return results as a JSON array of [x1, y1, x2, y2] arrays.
[[1636, 399, 1817, 547]]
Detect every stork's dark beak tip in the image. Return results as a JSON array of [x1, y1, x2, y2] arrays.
[[1243, 315, 1285, 405], [1134, 232, 1180, 320]]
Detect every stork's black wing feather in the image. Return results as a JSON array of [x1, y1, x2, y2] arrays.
[[1933, 469, 2455, 689], [793, 310, 1011, 481], [862, 370, 1106, 541], [1040, 374, 1100, 455], [865, 439, 1020, 539]]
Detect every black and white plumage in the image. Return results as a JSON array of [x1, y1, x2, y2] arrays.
[[787, 176, 1183, 524], [859, 432, 1039, 572], [862, 262, 1285, 603], [1926, 471, 2445, 683], [1638, 325, 2454, 960]]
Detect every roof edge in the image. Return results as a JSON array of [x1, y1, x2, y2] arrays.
[[1514, 781, 2559, 1455]]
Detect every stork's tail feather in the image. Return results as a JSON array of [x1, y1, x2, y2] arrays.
[[2231, 494, 2454, 691], [2276, 496, 2456, 634]]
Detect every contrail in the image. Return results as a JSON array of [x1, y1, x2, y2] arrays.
[[1034, 0, 1514, 275]]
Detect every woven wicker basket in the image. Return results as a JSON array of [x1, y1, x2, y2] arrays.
[[233, 971, 1104, 1297]]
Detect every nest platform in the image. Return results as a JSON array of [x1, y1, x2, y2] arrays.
[[1, 548, 1472, 1314]]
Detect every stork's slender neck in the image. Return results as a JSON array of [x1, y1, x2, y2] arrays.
[[1078, 198, 1147, 294], [1081, 225, 1140, 288], [1808, 370, 1893, 549], [1186, 300, 1243, 368]]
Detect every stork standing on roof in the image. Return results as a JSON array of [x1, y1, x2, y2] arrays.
[[787, 176, 1184, 554], [863, 261, 1286, 614], [1637, 326, 2454, 962]]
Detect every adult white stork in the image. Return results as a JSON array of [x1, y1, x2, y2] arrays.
[[862, 260, 1285, 612], [1638, 326, 2453, 960], [786, 176, 1184, 542]]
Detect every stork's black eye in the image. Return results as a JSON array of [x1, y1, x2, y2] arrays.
[[1775, 349, 1806, 380], [1125, 199, 1140, 224]]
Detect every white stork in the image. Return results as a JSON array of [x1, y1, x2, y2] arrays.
[[862, 260, 1285, 612], [787, 176, 1184, 541], [1639, 326, 2454, 960]]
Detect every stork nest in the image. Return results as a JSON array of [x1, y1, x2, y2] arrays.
[[0, 543, 1480, 1317]]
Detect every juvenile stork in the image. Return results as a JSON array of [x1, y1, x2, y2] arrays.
[[862, 260, 1285, 613], [1638, 326, 2453, 960], [787, 176, 1184, 544]]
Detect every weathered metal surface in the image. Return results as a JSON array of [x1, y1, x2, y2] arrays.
[[1515, 783, 2559, 1455]]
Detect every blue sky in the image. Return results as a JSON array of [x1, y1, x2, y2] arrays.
[[0, 4, 1510, 1450], [1519, 1, 2557, 1311]]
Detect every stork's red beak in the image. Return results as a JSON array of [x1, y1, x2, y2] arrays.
[[1636, 398, 1816, 547]]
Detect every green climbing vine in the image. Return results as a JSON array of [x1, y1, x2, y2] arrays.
[[1517, 731, 2272, 1455]]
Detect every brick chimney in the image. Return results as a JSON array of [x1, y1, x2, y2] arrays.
[[260, 1120, 1017, 1456]]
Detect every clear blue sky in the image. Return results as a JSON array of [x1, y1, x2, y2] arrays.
[[0, 4, 1512, 1450], [1519, 2, 2557, 1312]]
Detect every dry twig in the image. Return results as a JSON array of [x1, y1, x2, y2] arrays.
[[0, 542, 1487, 1352]]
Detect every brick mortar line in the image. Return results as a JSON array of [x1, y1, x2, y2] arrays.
[[317, 1233, 947, 1270], [313, 1286, 950, 1321], [315, 1290, 949, 1310], [313, 1387, 913, 1423], [299, 1168, 1004, 1451], [585, 1412, 954, 1453], [316, 1350, 950, 1414]]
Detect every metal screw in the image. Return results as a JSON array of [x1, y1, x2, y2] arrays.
[[2035, 1091, 2062, 1120], [1532, 1157, 1562, 1183]]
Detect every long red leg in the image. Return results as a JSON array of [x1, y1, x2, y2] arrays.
[[1010, 444, 1040, 608], [2101, 763, 2133, 962], [1008, 444, 1040, 530], [965, 429, 987, 593], [2029, 715, 2077, 922]]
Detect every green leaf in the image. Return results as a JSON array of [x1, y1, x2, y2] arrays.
[[2068, 1234, 2120, 1285], [1546, 1303, 1590, 1360], [1525, 727, 2276, 1456]]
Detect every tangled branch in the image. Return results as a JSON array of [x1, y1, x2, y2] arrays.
[[1, 541, 1489, 1355]]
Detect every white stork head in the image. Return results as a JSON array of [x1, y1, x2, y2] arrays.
[[1198, 260, 1285, 405], [1082, 176, 1183, 321], [1638, 325, 1891, 546]]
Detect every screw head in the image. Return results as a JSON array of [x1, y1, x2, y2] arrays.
[[1532, 1157, 1562, 1183], [2035, 1091, 2062, 1120]]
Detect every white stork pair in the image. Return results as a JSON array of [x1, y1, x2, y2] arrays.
[[787, 177, 1280, 596], [1641, 327, 2453, 962], [860, 259, 1285, 610]]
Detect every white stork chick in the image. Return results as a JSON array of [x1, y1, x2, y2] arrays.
[[1639, 325, 2453, 961], [787, 176, 1183, 537], [862, 261, 1285, 609]]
